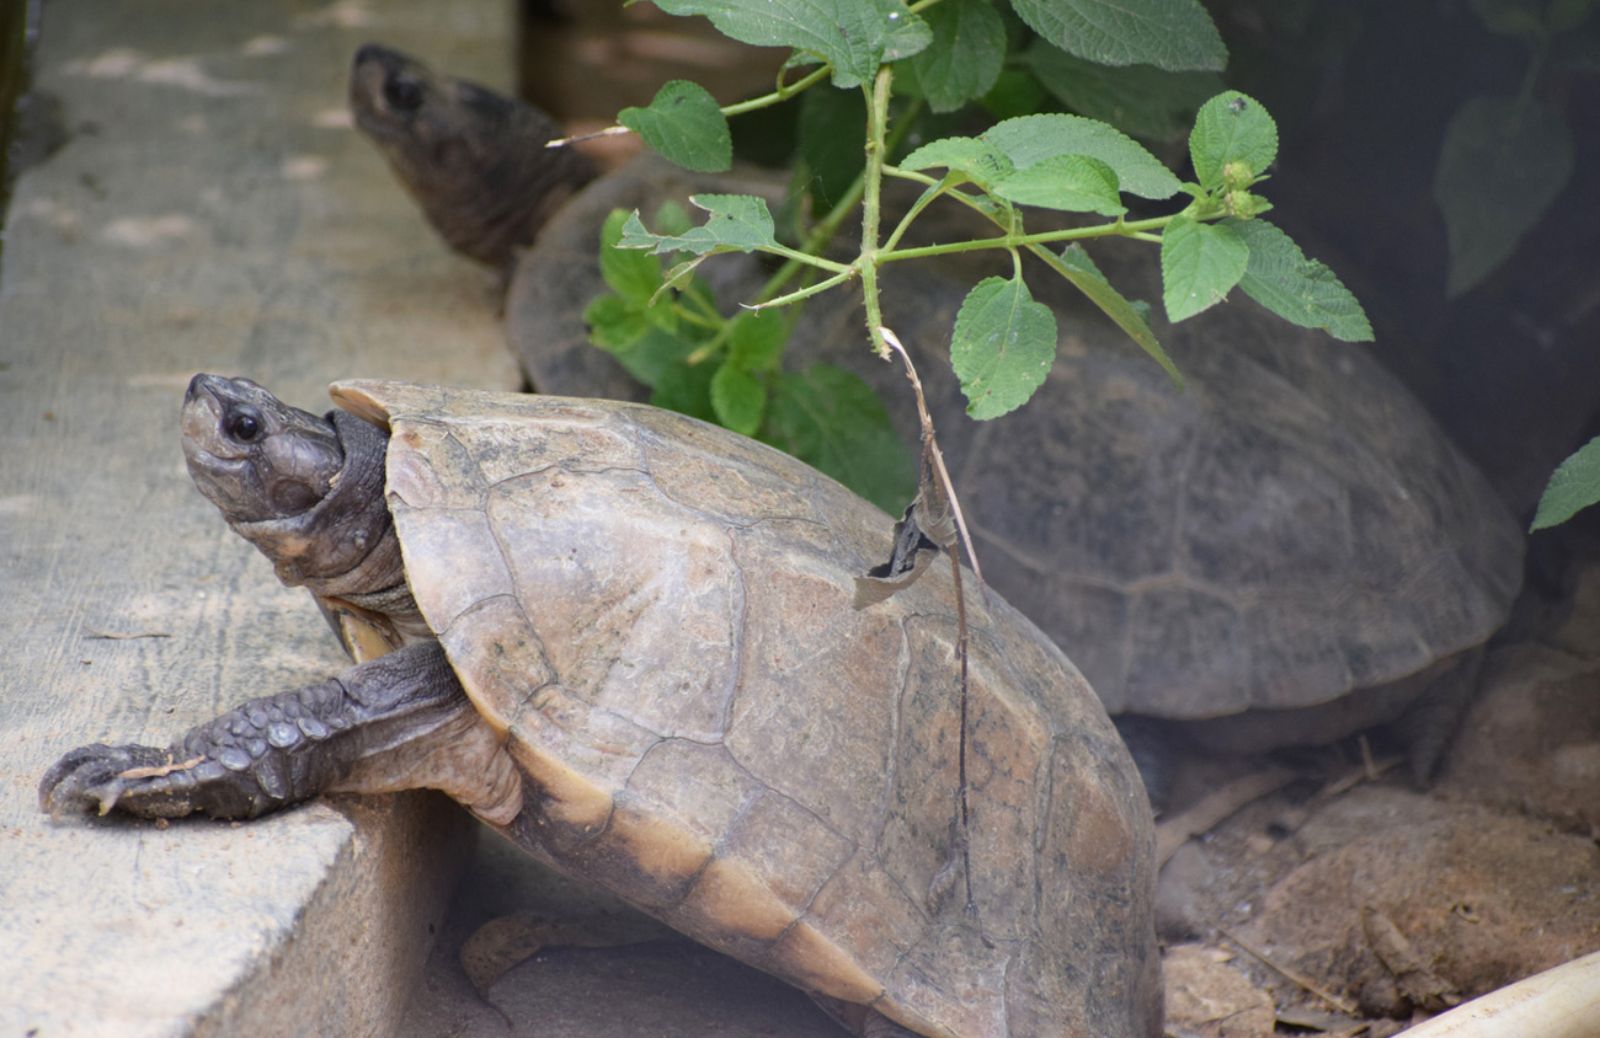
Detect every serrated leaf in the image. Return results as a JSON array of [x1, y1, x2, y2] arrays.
[[1434, 94, 1573, 297], [1010, 0, 1226, 71], [1026, 42, 1222, 142], [1189, 90, 1278, 189], [992, 154, 1126, 215], [903, 0, 1006, 113], [1531, 436, 1600, 530], [899, 136, 1016, 188], [799, 86, 867, 211], [728, 309, 787, 371], [882, 0, 935, 59], [762, 365, 914, 513], [1230, 219, 1373, 341], [618, 80, 732, 173], [599, 209, 664, 303], [982, 114, 1182, 198], [1054, 244, 1178, 382], [710, 363, 767, 435], [584, 293, 649, 350], [653, 0, 930, 89], [618, 194, 779, 256], [650, 357, 717, 421], [951, 275, 1058, 419], [1160, 214, 1248, 322]]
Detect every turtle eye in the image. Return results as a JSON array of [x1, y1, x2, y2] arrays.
[[225, 409, 262, 443], [384, 75, 424, 112]]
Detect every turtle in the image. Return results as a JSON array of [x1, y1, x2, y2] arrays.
[[348, 45, 1526, 780], [40, 375, 1162, 1038]]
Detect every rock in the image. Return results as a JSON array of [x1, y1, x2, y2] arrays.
[[1235, 787, 1600, 1018], [1162, 944, 1277, 1038], [1441, 643, 1600, 833]]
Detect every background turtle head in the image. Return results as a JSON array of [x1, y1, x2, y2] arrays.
[[182, 374, 344, 525], [348, 43, 509, 200], [348, 42, 595, 269]]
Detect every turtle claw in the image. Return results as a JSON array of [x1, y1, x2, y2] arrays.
[[39, 743, 211, 820], [39, 743, 167, 818]]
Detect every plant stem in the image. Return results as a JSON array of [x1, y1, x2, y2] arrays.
[[859, 66, 895, 358], [721, 64, 832, 118], [878, 216, 1171, 263]]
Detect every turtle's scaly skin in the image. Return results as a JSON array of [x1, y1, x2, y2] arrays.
[[330, 380, 1161, 1038]]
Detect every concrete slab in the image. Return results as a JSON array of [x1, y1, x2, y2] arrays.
[[0, 1, 521, 1033]]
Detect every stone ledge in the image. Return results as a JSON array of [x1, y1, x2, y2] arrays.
[[0, 1, 515, 1033]]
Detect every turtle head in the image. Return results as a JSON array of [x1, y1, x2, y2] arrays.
[[182, 375, 398, 591], [348, 42, 594, 268], [182, 375, 345, 524], [348, 43, 511, 185]]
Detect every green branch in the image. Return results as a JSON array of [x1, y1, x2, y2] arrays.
[[879, 216, 1172, 263], [859, 66, 895, 358]]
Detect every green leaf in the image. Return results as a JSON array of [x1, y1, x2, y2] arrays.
[[991, 154, 1126, 215], [1009, 0, 1226, 71], [652, 0, 930, 89], [650, 357, 718, 420], [899, 135, 1016, 188], [618, 80, 733, 173], [799, 86, 867, 212], [653, 200, 694, 237], [618, 194, 779, 255], [1026, 42, 1223, 142], [1531, 436, 1600, 530], [1434, 94, 1574, 297], [584, 293, 649, 350], [950, 275, 1058, 419], [1160, 213, 1248, 322], [882, 0, 935, 60], [982, 114, 1183, 198], [763, 365, 914, 513], [1054, 244, 1178, 383], [599, 209, 664, 303], [1469, 0, 1547, 34], [1189, 90, 1278, 189], [1229, 219, 1373, 341], [602, 325, 705, 390], [710, 363, 767, 435], [1547, 0, 1595, 32], [980, 67, 1049, 120], [903, 0, 1007, 113], [728, 309, 787, 371]]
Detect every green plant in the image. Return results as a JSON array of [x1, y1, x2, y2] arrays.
[[579, 0, 1371, 511], [1433, 0, 1592, 297], [1532, 436, 1600, 531]]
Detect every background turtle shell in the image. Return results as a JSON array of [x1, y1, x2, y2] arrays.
[[506, 159, 1525, 735], [333, 380, 1162, 1038]]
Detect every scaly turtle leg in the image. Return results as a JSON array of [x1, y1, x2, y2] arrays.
[[39, 642, 521, 824]]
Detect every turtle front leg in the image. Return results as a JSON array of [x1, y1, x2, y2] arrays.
[[40, 642, 522, 824]]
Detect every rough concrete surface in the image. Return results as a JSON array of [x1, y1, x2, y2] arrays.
[[0, 1, 518, 1034]]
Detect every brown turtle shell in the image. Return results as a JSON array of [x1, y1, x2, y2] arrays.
[[331, 380, 1161, 1038], [506, 159, 1524, 742]]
